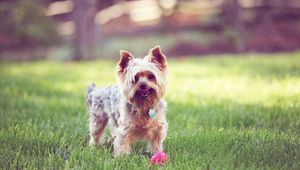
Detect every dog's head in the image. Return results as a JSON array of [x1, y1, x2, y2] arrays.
[[116, 46, 167, 109]]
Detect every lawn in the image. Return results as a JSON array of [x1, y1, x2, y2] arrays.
[[1, 52, 300, 169]]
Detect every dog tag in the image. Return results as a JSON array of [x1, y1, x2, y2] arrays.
[[149, 109, 157, 118]]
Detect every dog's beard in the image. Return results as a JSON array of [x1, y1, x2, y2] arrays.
[[131, 88, 158, 109]]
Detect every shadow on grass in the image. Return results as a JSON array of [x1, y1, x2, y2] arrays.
[[164, 127, 300, 169]]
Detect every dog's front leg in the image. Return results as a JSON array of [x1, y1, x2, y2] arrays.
[[148, 123, 168, 153], [113, 128, 133, 156]]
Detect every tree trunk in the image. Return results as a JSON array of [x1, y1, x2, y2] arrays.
[[223, 0, 245, 52], [84, 6, 98, 59], [72, 0, 88, 60], [72, 0, 119, 60]]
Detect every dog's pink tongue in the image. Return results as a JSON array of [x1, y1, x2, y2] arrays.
[[141, 90, 149, 97]]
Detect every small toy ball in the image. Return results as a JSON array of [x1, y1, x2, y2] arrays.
[[150, 151, 168, 165]]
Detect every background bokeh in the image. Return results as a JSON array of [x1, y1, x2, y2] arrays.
[[1, 0, 300, 61]]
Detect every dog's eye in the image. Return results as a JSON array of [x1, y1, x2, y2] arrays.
[[148, 74, 155, 80], [134, 75, 139, 83]]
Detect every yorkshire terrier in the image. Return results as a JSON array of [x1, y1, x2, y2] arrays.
[[86, 46, 168, 156]]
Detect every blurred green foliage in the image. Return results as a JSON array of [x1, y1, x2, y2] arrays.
[[0, 0, 60, 50]]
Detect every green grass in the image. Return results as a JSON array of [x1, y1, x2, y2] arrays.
[[1, 52, 300, 169]]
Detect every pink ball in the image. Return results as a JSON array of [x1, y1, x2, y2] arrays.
[[150, 151, 168, 165]]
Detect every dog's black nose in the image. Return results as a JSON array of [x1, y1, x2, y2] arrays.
[[139, 83, 147, 89]]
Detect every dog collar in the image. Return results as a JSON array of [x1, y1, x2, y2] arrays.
[[149, 109, 157, 118]]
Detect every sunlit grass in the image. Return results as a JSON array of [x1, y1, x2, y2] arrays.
[[1, 52, 300, 169]]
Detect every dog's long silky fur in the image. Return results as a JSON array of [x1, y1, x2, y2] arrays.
[[86, 46, 168, 156]]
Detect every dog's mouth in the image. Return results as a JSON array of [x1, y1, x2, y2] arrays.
[[131, 88, 158, 107], [141, 89, 149, 97], [137, 88, 155, 98]]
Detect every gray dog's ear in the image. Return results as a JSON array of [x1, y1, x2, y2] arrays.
[[148, 46, 167, 70], [118, 50, 134, 73]]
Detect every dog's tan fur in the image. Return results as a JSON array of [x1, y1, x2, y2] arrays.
[[86, 46, 168, 156]]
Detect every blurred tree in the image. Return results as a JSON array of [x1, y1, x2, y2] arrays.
[[0, 0, 60, 50], [72, 0, 114, 60], [221, 0, 246, 52], [72, 0, 89, 61]]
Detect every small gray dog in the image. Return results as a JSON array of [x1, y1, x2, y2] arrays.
[[86, 46, 168, 156]]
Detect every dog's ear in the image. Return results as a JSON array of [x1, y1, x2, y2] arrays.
[[118, 50, 134, 73], [148, 46, 167, 70]]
